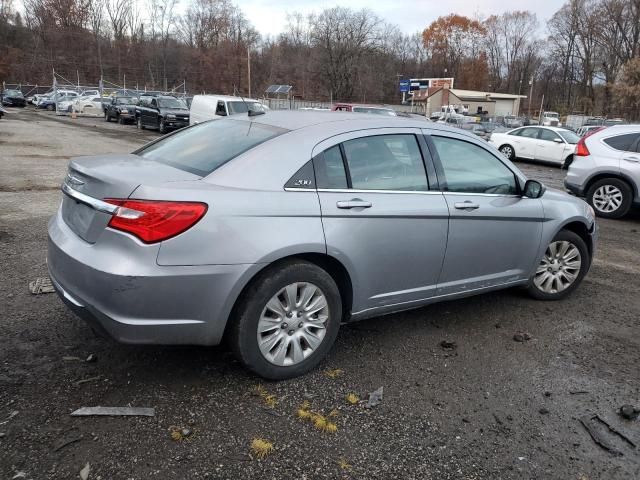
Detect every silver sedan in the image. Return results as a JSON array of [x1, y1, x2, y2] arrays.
[[48, 111, 597, 379]]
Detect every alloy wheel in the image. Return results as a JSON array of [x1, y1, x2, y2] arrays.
[[592, 185, 623, 213], [534, 241, 582, 294], [257, 282, 329, 366], [500, 146, 513, 158]]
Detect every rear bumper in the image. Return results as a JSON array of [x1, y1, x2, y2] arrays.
[[47, 210, 254, 346]]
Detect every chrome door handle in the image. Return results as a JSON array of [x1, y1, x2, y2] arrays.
[[336, 199, 372, 209], [454, 201, 480, 210], [623, 156, 640, 163]]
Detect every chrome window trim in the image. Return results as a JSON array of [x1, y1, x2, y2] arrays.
[[284, 187, 316, 192], [443, 191, 522, 198], [61, 182, 118, 215], [316, 188, 442, 195]]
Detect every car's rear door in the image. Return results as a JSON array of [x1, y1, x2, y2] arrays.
[[313, 128, 449, 315], [425, 130, 544, 296], [511, 127, 540, 158]]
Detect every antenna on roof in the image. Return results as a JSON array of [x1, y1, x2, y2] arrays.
[[233, 86, 264, 117]]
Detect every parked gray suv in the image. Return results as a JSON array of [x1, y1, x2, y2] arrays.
[[565, 125, 640, 218], [48, 112, 597, 379]]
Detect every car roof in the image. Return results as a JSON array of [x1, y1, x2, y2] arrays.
[[194, 94, 261, 102], [225, 110, 474, 134]]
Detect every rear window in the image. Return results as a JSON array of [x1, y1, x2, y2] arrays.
[[603, 133, 640, 152], [136, 119, 288, 176]]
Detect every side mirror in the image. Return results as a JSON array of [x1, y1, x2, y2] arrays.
[[553, 138, 563, 143], [523, 179, 545, 198]]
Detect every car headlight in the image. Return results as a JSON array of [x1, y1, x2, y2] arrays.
[[166, 114, 176, 119], [120, 108, 129, 113]]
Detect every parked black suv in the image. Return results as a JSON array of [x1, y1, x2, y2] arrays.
[[135, 95, 189, 133], [1, 89, 26, 107], [104, 96, 137, 124]]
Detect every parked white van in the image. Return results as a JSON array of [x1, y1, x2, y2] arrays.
[[189, 95, 267, 125]]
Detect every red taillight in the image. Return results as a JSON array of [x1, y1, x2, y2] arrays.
[[104, 199, 208, 243], [575, 138, 590, 157]]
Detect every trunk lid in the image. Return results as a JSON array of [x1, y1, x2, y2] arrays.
[[61, 153, 200, 243]]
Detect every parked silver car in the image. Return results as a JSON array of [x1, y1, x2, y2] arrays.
[[48, 112, 597, 379], [565, 125, 640, 218]]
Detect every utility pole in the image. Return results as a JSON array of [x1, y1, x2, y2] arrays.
[[247, 46, 251, 98], [528, 77, 534, 118]]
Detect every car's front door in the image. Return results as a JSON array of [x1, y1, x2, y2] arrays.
[[313, 129, 449, 315], [535, 128, 568, 164], [426, 131, 544, 296]]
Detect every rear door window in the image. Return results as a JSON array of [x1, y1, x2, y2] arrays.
[[341, 135, 428, 191], [603, 133, 640, 152], [137, 119, 288, 176], [315, 145, 348, 189]]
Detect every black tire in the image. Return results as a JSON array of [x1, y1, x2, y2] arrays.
[[499, 144, 516, 160], [228, 260, 342, 380], [118, 115, 125, 125], [585, 177, 632, 219], [526, 229, 590, 301], [159, 118, 166, 134], [105, 111, 110, 122], [47, 104, 54, 111], [137, 116, 144, 130]]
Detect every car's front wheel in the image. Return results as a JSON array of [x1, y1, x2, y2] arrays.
[[585, 178, 632, 219], [527, 229, 590, 300], [159, 118, 166, 134], [229, 260, 342, 380], [137, 116, 144, 130], [105, 111, 110, 122], [499, 144, 515, 160]]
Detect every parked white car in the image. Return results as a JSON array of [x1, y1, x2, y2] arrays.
[[74, 96, 108, 115], [489, 126, 580, 166], [189, 94, 267, 125]]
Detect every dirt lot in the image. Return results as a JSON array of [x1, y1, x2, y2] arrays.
[[1, 108, 639, 480]]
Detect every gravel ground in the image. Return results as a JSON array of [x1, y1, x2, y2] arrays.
[[1, 108, 639, 480]]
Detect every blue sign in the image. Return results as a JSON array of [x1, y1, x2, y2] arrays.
[[399, 80, 410, 93]]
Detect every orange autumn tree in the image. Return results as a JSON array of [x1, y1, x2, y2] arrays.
[[422, 14, 488, 89]]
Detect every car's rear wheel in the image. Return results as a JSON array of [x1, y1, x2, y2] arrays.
[[585, 178, 632, 219], [499, 144, 515, 160], [527, 230, 590, 300], [229, 260, 342, 380]]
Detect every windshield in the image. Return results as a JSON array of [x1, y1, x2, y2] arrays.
[[545, 112, 559, 118], [116, 97, 134, 105], [558, 130, 580, 144], [158, 97, 186, 109], [227, 101, 265, 114], [4, 89, 23, 97], [352, 107, 395, 116], [137, 119, 288, 176]]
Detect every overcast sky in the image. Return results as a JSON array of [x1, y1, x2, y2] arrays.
[[238, 0, 565, 37]]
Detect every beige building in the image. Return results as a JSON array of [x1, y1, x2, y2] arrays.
[[412, 86, 526, 117]]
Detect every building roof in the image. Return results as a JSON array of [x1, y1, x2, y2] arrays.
[[412, 87, 526, 102], [450, 89, 526, 100]]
